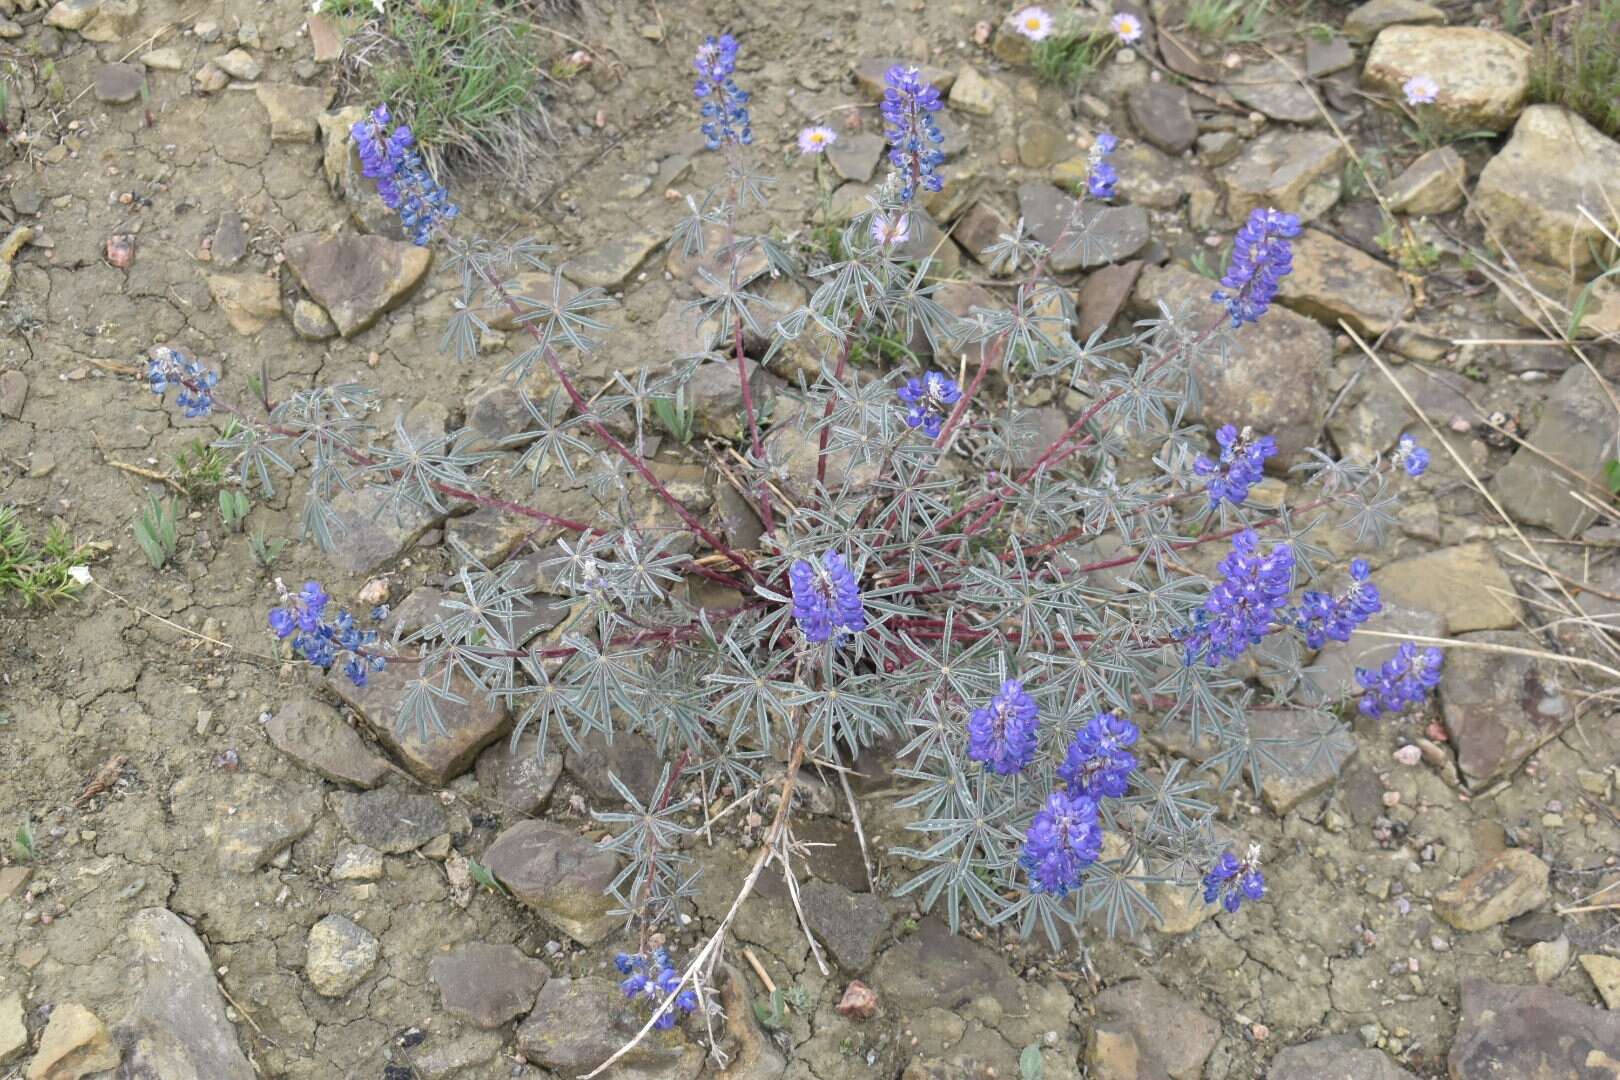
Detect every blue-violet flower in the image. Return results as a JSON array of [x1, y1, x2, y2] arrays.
[[1355, 640, 1444, 718], [146, 346, 219, 418], [967, 679, 1039, 774], [351, 105, 459, 246], [898, 370, 962, 437], [268, 579, 385, 687], [1176, 528, 1294, 667], [693, 34, 752, 150], [1296, 559, 1381, 650], [880, 65, 946, 202], [1058, 712, 1139, 798], [1212, 207, 1302, 326], [1203, 844, 1266, 912], [789, 550, 866, 643], [1087, 131, 1119, 200], [1021, 790, 1102, 897], [1193, 423, 1276, 508], [1394, 434, 1429, 478], [615, 949, 700, 1030]]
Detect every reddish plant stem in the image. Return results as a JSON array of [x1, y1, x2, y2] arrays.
[[474, 264, 769, 588]]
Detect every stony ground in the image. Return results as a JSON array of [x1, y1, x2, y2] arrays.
[[0, 0, 1618, 1077]]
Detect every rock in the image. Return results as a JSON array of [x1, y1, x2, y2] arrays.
[[1581, 954, 1620, 1009], [1491, 365, 1617, 538], [116, 908, 254, 1080], [1017, 117, 1066, 168], [853, 58, 955, 100], [1268, 1035, 1419, 1079], [255, 84, 335, 142], [1250, 708, 1357, 815], [25, 1003, 117, 1080], [1375, 543, 1523, 633], [45, 0, 98, 28], [1077, 260, 1142, 339], [172, 771, 321, 873], [801, 879, 889, 973], [213, 48, 260, 81], [1275, 228, 1409, 334], [1304, 36, 1355, 78], [1474, 106, 1620, 277], [0, 992, 25, 1065], [1018, 183, 1150, 271], [305, 914, 380, 997], [430, 943, 550, 1028], [868, 919, 1024, 1017], [891, 206, 964, 279], [308, 12, 342, 63], [516, 978, 699, 1074], [192, 63, 228, 94], [78, 0, 136, 42], [331, 843, 383, 881], [954, 199, 1011, 270], [1127, 83, 1197, 155], [481, 820, 619, 945], [1131, 265, 1331, 461], [140, 45, 181, 69], [712, 965, 787, 1075], [1441, 629, 1573, 784], [684, 356, 779, 442], [0, 370, 26, 419], [1343, 0, 1445, 42], [1362, 27, 1530, 134], [291, 299, 338, 340], [836, 980, 879, 1020], [210, 210, 247, 267], [1089, 979, 1219, 1080], [91, 62, 143, 104], [827, 131, 884, 183], [318, 482, 441, 575], [947, 65, 999, 115], [1196, 131, 1243, 167], [266, 699, 390, 788], [564, 229, 661, 290], [663, 222, 768, 298], [1218, 130, 1345, 223], [1529, 935, 1570, 984], [1434, 847, 1550, 931], [1225, 58, 1319, 124], [1449, 978, 1620, 1076], [476, 730, 564, 816], [1505, 910, 1566, 945], [206, 273, 280, 335], [331, 787, 448, 853], [283, 231, 431, 337], [1386, 145, 1467, 215]]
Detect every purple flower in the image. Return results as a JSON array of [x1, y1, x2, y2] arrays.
[[1020, 790, 1102, 897], [267, 579, 381, 687], [1402, 74, 1439, 106], [1203, 844, 1266, 912], [146, 346, 219, 418], [880, 65, 946, 202], [789, 550, 866, 643], [1394, 434, 1429, 478], [1193, 424, 1277, 508], [967, 679, 1040, 774], [871, 210, 912, 247], [1058, 712, 1138, 798], [1296, 559, 1381, 650], [1176, 529, 1294, 667], [693, 34, 752, 150], [1212, 207, 1302, 326], [797, 126, 837, 154], [350, 105, 458, 245], [1356, 641, 1444, 718], [615, 949, 699, 1029], [1087, 131, 1119, 200], [898, 371, 962, 437]]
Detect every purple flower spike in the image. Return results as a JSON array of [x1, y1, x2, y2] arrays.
[[898, 371, 962, 437], [1058, 712, 1139, 798], [1175, 529, 1294, 667], [1021, 790, 1102, 897], [1355, 641, 1444, 717], [967, 679, 1040, 775], [789, 551, 866, 643], [1296, 559, 1381, 650], [1212, 207, 1302, 326], [1203, 844, 1266, 913], [1193, 423, 1277, 508], [880, 65, 946, 202]]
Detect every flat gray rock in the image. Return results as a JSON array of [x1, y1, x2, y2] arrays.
[[117, 908, 256, 1080], [330, 787, 448, 853], [429, 943, 550, 1028]]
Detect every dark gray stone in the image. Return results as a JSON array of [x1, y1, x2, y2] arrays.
[[1304, 36, 1355, 77], [565, 730, 661, 806], [517, 977, 698, 1074], [429, 943, 550, 1028], [1089, 978, 1219, 1080], [827, 131, 884, 183], [1076, 260, 1142, 339], [481, 821, 619, 945], [868, 918, 1024, 1016], [92, 62, 144, 104], [566, 229, 662, 290], [801, 879, 889, 973], [1441, 629, 1573, 784], [329, 657, 510, 786], [282, 231, 432, 337], [1126, 83, 1197, 155], [1344, 0, 1445, 42], [211, 210, 247, 267], [1490, 365, 1618, 538], [1224, 58, 1320, 123], [117, 908, 256, 1079], [475, 730, 564, 817], [266, 699, 390, 789], [1018, 183, 1150, 272], [1269, 1035, 1418, 1079], [330, 787, 448, 854], [1449, 978, 1620, 1078]]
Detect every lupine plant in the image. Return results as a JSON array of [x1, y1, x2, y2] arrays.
[[144, 32, 1449, 1057]]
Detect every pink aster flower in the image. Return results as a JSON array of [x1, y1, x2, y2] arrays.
[[797, 126, 837, 154], [1402, 74, 1439, 106], [871, 211, 911, 247], [1110, 11, 1143, 44], [1012, 6, 1054, 41]]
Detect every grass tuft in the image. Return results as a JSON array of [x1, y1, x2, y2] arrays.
[[348, 0, 554, 178], [1032, 32, 1106, 90], [1184, 0, 1269, 43], [1520, 0, 1620, 137], [0, 506, 92, 607]]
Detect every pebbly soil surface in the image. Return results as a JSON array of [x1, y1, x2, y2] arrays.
[[0, 0, 1618, 1078]]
